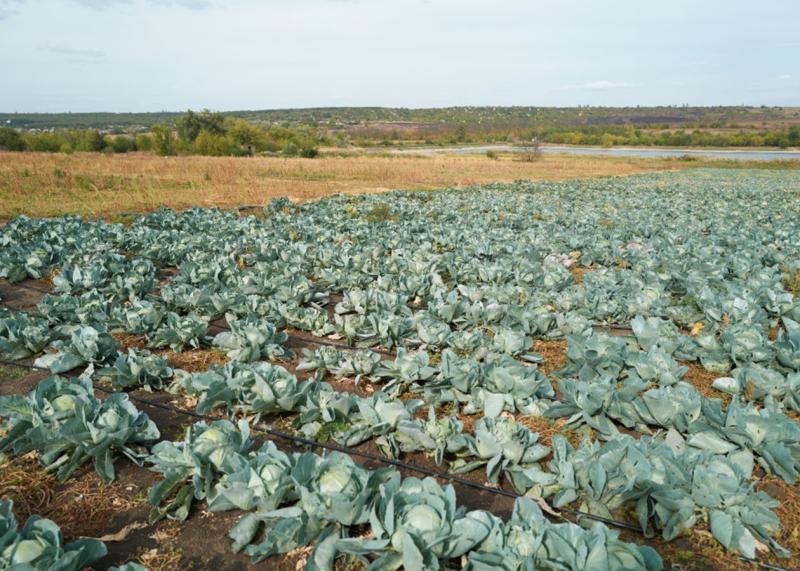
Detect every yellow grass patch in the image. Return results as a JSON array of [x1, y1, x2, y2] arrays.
[[758, 477, 800, 557], [135, 546, 184, 571], [0, 152, 678, 219], [162, 348, 227, 373], [680, 361, 730, 404], [0, 455, 141, 541], [533, 339, 568, 378], [111, 332, 148, 351], [569, 266, 593, 285]]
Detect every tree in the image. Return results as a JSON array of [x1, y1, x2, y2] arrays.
[[176, 109, 226, 143], [228, 120, 266, 155], [150, 124, 176, 156], [517, 137, 542, 162]]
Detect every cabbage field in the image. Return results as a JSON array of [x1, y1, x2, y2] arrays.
[[1, 168, 800, 570]]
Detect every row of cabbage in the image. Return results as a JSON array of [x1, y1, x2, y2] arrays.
[[5, 299, 799, 485], [1, 337, 793, 563], [0, 374, 663, 571]]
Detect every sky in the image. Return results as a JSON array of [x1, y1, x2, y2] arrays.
[[0, 0, 798, 112]]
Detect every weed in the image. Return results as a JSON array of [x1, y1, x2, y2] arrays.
[[364, 202, 397, 223], [784, 268, 800, 296]]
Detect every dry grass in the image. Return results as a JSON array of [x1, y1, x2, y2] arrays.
[[0, 152, 679, 219], [111, 332, 148, 351], [135, 546, 184, 571], [569, 265, 593, 285], [515, 414, 594, 449], [0, 363, 30, 381], [0, 454, 141, 541], [785, 268, 800, 297], [758, 478, 800, 558], [681, 361, 730, 404], [533, 339, 568, 378], [110, 333, 225, 373], [162, 348, 227, 373], [653, 529, 751, 571], [327, 376, 376, 399]]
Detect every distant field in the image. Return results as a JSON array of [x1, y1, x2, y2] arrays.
[[2, 151, 799, 220], [0, 151, 682, 219]]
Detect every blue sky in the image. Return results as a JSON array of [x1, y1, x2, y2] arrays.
[[0, 0, 797, 112]]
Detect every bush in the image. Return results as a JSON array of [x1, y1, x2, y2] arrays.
[[365, 202, 397, 222], [228, 120, 266, 155], [24, 132, 63, 152], [82, 130, 106, 152], [150, 124, 176, 156], [281, 139, 319, 158], [135, 133, 153, 151], [107, 135, 135, 153], [194, 130, 240, 156], [282, 141, 300, 156], [0, 127, 27, 151], [299, 145, 319, 158]]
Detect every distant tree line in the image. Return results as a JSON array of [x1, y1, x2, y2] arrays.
[[2, 108, 799, 154], [352, 123, 800, 149], [533, 125, 800, 149], [0, 109, 323, 157], [2, 105, 797, 131]]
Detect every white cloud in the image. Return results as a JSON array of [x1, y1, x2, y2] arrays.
[[0, 0, 23, 20], [45, 45, 105, 58], [73, 0, 212, 9], [778, 74, 792, 80], [561, 80, 632, 91]]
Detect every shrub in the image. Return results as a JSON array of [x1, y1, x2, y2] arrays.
[[107, 135, 135, 153], [135, 133, 153, 151], [282, 141, 300, 156], [194, 130, 240, 156], [228, 120, 266, 155], [0, 127, 26, 151], [150, 124, 176, 156], [24, 132, 63, 153], [299, 144, 319, 158]]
